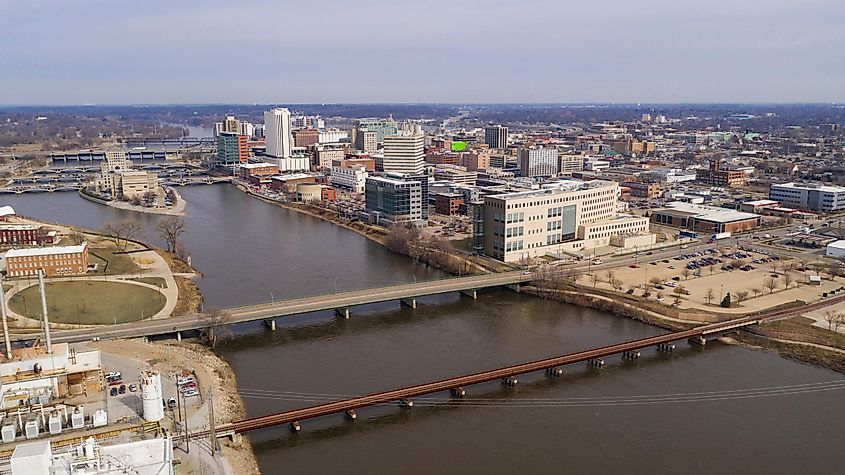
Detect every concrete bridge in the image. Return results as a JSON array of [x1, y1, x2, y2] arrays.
[[10, 272, 533, 344]]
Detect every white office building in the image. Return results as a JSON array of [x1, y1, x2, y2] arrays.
[[482, 180, 652, 262], [518, 147, 558, 177], [769, 183, 845, 212], [319, 129, 349, 144], [330, 165, 369, 194], [264, 108, 293, 159], [382, 132, 425, 175]]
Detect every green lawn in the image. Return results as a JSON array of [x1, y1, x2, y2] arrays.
[[89, 248, 141, 276], [9, 281, 165, 325]]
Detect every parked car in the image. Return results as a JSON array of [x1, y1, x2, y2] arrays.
[[110, 387, 118, 397], [592, 259, 603, 265], [626, 289, 635, 294], [167, 397, 177, 409], [672, 276, 681, 281], [177, 377, 194, 386], [129, 384, 137, 392], [182, 389, 199, 398], [118, 385, 126, 394]]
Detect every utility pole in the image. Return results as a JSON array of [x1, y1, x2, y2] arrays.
[[0, 273, 13, 359], [208, 388, 217, 455], [37, 269, 52, 354]]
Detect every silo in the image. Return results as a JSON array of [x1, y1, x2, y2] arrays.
[[140, 371, 164, 422]]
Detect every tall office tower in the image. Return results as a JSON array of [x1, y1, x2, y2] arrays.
[[264, 108, 293, 159], [354, 129, 378, 152], [518, 147, 558, 177], [215, 132, 248, 168], [382, 132, 425, 175], [484, 125, 508, 149]]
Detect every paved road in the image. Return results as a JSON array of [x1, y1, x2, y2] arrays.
[[11, 271, 532, 344]]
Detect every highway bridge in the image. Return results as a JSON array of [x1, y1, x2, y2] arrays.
[[179, 299, 834, 442], [10, 272, 533, 344]]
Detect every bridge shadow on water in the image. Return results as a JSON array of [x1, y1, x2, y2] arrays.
[[244, 342, 719, 451]]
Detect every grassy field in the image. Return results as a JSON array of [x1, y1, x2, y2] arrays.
[[88, 248, 141, 275], [9, 281, 165, 324]]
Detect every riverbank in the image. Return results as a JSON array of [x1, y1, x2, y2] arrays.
[[237, 184, 503, 275], [525, 283, 845, 374], [94, 339, 260, 474], [78, 186, 186, 216]]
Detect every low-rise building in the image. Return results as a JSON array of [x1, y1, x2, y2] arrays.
[[330, 164, 368, 194], [434, 192, 464, 216], [0, 225, 56, 246], [4, 243, 89, 277], [620, 181, 661, 199], [826, 240, 845, 258], [239, 162, 280, 181], [695, 158, 746, 188], [769, 182, 845, 212], [269, 173, 316, 193], [651, 202, 761, 233]]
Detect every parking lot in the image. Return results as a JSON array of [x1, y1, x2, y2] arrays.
[[592, 245, 843, 312]]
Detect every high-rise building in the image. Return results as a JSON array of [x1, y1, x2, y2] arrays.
[[294, 128, 319, 147], [223, 115, 240, 133], [365, 175, 423, 225], [518, 147, 558, 177], [484, 125, 508, 149], [383, 133, 425, 175], [354, 129, 378, 152], [357, 117, 398, 143], [215, 132, 248, 168], [264, 108, 293, 159]]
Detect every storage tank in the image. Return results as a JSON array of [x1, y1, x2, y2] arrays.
[[140, 370, 164, 422]]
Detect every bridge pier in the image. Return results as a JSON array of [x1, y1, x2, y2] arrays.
[[345, 410, 357, 421], [176, 331, 182, 342], [622, 350, 640, 360], [399, 399, 414, 408], [335, 308, 350, 319], [657, 343, 675, 352], [460, 289, 478, 299], [546, 367, 563, 377], [450, 387, 466, 397], [400, 298, 417, 309], [588, 358, 605, 367], [688, 336, 707, 346], [507, 283, 521, 293], [229, 433, 242, 446], [289, 421, 301, 433], [501, 376, 518, 386], [264, 319, 276, 331]]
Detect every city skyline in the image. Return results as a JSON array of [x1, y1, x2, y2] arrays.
[[1, 0, 844, 105]]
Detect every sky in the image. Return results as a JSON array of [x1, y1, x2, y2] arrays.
[[1, 0, 844, 105]]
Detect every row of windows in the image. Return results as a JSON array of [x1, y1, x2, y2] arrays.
[[506, 226, 524, 238]]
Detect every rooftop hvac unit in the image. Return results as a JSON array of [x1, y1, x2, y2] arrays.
[[71, 410, 85, 430], [48, 413, 62, 435], [92, 410, 107, 428], [1, 425, 15, 443], [24, 420, 39, 439]]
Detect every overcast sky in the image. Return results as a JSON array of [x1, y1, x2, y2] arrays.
[[1, 0, 843, 105]]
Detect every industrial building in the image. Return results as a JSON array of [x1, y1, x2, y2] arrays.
[[650, 202, 761, 233]]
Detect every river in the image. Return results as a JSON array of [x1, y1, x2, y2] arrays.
[[4, 186, 844, 474]]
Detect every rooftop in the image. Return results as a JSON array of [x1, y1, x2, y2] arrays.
[[4, 243, 87, 258], [489, 180, 617, 200], [773, 182, 845, 193], [661, 202, 760, 223]]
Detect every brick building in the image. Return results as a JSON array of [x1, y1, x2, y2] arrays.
[[695, 159, 746, 188], [651, 202, 760, 233], [0, 225, 56, 246], [435, 193, 464, 216], [4, 243, 89, 277]]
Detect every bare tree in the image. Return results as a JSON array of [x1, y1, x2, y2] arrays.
[[782, 272, 794, 289], [591, 273, 599, 288], [822, 310, 839, 331], [67, 231, 85, 245], [102, 221, 142, 252], [604, 269, 616, 284], [835, 314, 845, 333], [735, 290, 749, 305], [705, 288, 715, 305], [708, 263, 716, 275], [752, 288, 762, 298], [764, 276, 779, 294], [610, 278, 624, 291], [201, 308, 231, 347], [682, 267, 691, 280], [156, 216, 187, 253]]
